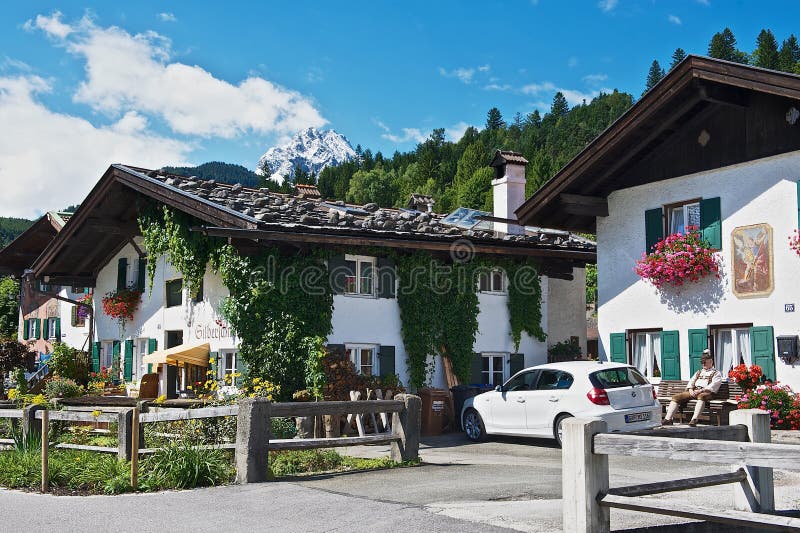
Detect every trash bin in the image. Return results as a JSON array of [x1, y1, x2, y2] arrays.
[[450, 385, 482, 430], [418, 388, 451, 436]]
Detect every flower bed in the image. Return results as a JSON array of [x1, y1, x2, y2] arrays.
[[635, 226, 720, 288], [737, 383, 800, 430], [728, 363, 763, 392]]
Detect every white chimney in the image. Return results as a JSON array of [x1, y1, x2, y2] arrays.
[[490, 150, 528, 235]]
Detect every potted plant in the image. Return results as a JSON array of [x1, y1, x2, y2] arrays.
[[635, 226, 720, 289], [101, 284, 142, 330]]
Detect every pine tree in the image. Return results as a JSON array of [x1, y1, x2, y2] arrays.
[[551, 92, 569, 117], [644, 60, 665, 94], [485, 107, 505, 130], [526, 110, 542, 127], [708, 28, 749, 64], [778, 35, 800, 73], [669, 48, 687, 70], [752, 29, 780, 70]]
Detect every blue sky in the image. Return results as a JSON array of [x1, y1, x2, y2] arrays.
[[1, 1, 800, 217]]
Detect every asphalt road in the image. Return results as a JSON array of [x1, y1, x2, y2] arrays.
[[2, 432, 799, 532]]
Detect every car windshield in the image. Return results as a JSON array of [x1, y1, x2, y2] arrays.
[[590, 367, 648, 389]]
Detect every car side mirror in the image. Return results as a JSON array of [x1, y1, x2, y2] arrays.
[[494, 385, 503, 392]]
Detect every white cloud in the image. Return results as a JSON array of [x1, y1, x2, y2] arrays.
[[375, 119, 472, 144], [445, 122, 473, 142], [438, 64, 490, 84], [668, 14, 682, 25], [26, 12, 327, 139], [582, 73, 608, 84], [598, 0, 618, 12], [24, 11, 74, 39], [0, 75, 192, 218], [522, 81, 610, 106], [484, 83, 513, 92], [521, 82, 557, 95], [0, 56, 32, 72], [157, 12, 177, 22], [382, 127, 427, 144]]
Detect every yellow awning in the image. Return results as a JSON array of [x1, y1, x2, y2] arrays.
[[142, 342, 211, 367]]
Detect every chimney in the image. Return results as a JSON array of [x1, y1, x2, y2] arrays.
[[489, 150, 528, 235]]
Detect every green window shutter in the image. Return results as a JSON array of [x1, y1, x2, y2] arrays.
[[509, 353, 525, 376], [700, 197, 722, 250], [328, 255, 351, 295], [750, 326, 776, 382], [470, 352, 483, 385], [117, 258, 128, 292], [659, 331, 681, 380], [235, 354, 245, 387], [23, 319, 29, 340], [123, 339, 134, 381], [378, 345, 395, 378], [112, 341, 121, 376], [137, 258, 147, 293], [35, 319, 41, 340], [688, 329, 708, 376], [42, 319, 49, 340], [54, 318, 61, 340], [376, 257, 396, 298], [609, 332, 627, 363], [91, 342, 101, 372], [209, 351, 218, 381], [147, 338, 157, 374], [645, 208, 664, 252]]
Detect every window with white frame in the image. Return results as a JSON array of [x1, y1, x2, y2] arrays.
[[47, 319, 57, 340], [101, 341, 114, 370], [666, 200, 700, 235], [712, 325, 751, 375], [479, 269, 506, 294], [631, 331, 661, 379], [219, 349, 238, 380], [481, 353, 508, 385], [346, 344, 378, 376], [27, 319, 37, 339], [135, 338, 149, 381], [344, 255, 376, 296]]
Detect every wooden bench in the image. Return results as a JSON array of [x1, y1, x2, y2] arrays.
[[656, 380, 745, 426]]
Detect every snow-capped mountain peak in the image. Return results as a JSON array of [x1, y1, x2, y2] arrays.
[[256, 128, 356, 183]]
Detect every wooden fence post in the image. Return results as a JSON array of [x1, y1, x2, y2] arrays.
[[40, 409, 48, 493], [130, 407, 139, 490], [22, 404, 44, 446], [730, 409, 774, 513], [235, 398, 271, 484], [390, 394, 421, 462], [117, 408, 134, 461], [562, 418, 609, 533]]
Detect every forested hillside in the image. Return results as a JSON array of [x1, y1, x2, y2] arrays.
[[162, 161, 263, 188], [0, 217, 34, 248]]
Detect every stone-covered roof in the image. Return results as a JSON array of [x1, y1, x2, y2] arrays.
[[490, 150, 529, 167], [123, 165, 595, 253]]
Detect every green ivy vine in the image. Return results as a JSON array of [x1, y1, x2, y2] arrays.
[[502, 258, 546, 350]]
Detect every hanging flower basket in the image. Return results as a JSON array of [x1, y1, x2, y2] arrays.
[[76, 294, 93, 320], [789, 229, 800, 257], [635, 226, 720, 288], [101, 285, 142, 328]]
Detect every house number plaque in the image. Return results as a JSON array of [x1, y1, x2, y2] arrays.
[[786, 304, 795, 313]]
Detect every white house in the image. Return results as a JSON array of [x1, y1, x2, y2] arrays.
[[516, 55, 800, 390], [8, 153, 594, 397]]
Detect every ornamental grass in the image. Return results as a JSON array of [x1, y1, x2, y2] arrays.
[[635, 226, 720, 288]]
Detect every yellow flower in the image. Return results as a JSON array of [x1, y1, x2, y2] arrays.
[[208, 357, 215, 364], [32, 394, 46, 405], [7, 389, 17, 400], [206, 370, 214, 376], [91, 410, 102, 418], [75, 457, 81, 462], [187, 385, 193, 390], [155, 394, 166, 404]]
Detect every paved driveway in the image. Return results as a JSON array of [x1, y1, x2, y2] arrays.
[[2, 432, 799, 532]]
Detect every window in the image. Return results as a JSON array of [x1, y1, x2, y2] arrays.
[[666, 200, 700, 235], [481, 353, 508, 385], [47, 319, 58, 340], [219, 349, 239, 380], [166, 279, 183, 308], [344, 255, 375, 296], [101, 341, 114, 369], [479, 269, 506, 294], [590, 367, 648, 389], [27, 319, 37, 340], [346, 344, 378, 376], [504, 370, 539, 391], [135, 339, 149, 381], [632, 331, 661, 379], [711, 325, 752, 375], [535, 370, 574, 390], [70, 306, 86, 328], [165, 330, 183, 349]]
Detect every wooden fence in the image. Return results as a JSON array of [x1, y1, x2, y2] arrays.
[[0, 394, 421, 492], [562, 409, 800, 532]]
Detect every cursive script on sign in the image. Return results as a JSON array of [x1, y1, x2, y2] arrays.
[[194, 323, 232, 340]]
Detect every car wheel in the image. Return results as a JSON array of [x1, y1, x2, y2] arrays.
[[554, 414, 573, 447], [463, 408, 486, 442]]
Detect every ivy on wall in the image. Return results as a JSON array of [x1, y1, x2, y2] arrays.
[[502, 258, 546, 350]]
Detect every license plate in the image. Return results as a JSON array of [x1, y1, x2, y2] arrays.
[[625, 412, 651, 423]]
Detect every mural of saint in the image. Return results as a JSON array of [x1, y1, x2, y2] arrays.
[[731, 223, 773, 298]]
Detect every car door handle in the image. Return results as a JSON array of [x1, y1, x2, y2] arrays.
[[548, 397, 559, 402], [516, 398, 526, 403]]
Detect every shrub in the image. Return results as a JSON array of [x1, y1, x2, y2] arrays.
[[737, 383, 800, 430], [271, 417, 297, 439], [44, 377, 84, 399], [635, 226, 720, 288], [548, 339, 582, 360], [139, 440, 234, 490], [49, 342, 90, 384]]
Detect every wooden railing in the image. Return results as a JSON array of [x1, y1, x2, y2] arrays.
[[0, 395, 421, 492], [562, 409, 800, 532]]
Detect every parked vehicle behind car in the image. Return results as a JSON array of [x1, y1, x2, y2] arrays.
[[461, 361, 662, 446]]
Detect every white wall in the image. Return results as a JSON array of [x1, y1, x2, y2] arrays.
[[547, 268, 587, 355], [597, 150, 800, 389], [58, 287, 90, 350]]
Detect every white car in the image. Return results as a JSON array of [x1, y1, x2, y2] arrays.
[[462, 361, 662, 446]]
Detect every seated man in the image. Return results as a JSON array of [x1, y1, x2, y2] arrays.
[[662, 349, 722, 427]]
